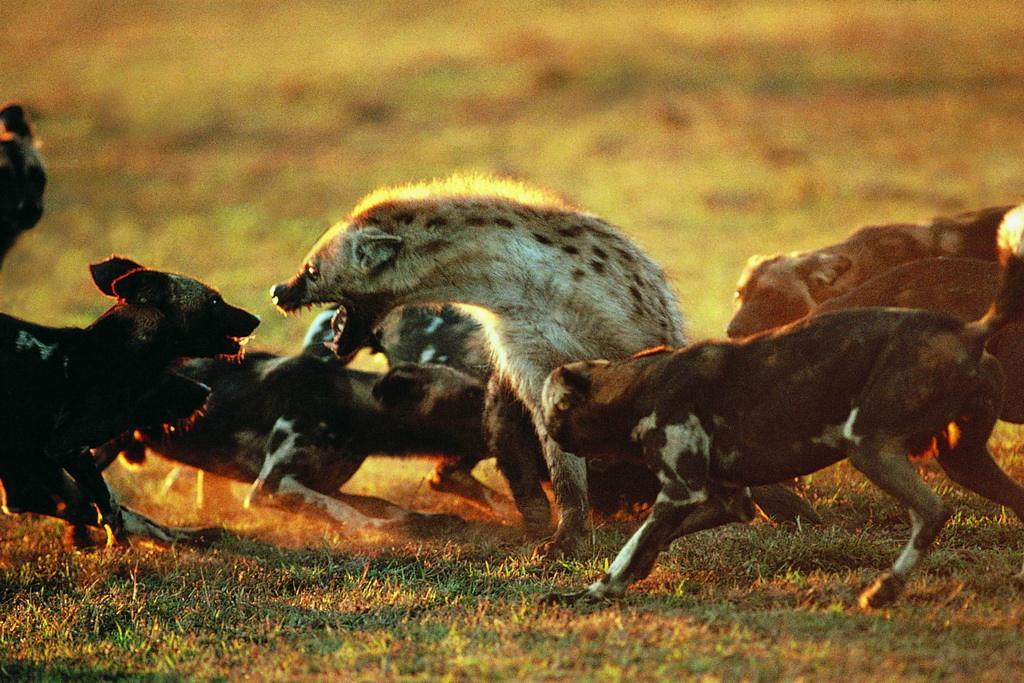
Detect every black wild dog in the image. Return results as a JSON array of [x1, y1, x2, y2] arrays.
[[93, 350, 505, 531], [540, 206, 1024, 608], [0, 256, 259, 547], [0, 103, 46, 268], [727, 205, 1011, 338]]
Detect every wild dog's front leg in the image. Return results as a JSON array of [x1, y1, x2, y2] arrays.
[[246, 474, 397, 530], [541, 485, 754, 604], [58, 448, 128, 545]]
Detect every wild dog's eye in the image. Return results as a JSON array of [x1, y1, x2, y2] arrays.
[[210, 297, 222, 307], [306, 264, 320, 281]]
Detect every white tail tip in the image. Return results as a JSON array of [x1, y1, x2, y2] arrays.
[[998, 204, 1024, 263]]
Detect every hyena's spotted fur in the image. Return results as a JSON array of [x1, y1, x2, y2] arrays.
[[272, 175, 685, 555]]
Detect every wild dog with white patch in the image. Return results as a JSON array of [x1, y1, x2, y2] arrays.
[[540, 205, 1024, 608], [94, 352, 502, 531], [270, 175, 688, 556], [0, 257, 259, 548]]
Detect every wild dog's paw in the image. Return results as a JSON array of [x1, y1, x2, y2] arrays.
[[537, 588, 610, 607], [63, 524, 102, 551], [858, 572, 906, 609], [171, 526, 227, 547], [383, 511, 468, 537]]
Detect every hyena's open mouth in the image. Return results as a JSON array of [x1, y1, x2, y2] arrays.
[[327, 303, 378, 363]]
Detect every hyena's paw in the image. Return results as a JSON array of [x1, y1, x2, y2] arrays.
[[532, 533, 580, 561], [858, 572, 906, 609]]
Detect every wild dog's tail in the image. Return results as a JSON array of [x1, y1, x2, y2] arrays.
[[970, 204, 1024, 339]]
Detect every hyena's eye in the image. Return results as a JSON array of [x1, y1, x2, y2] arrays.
[[306, 264, 320, 281]]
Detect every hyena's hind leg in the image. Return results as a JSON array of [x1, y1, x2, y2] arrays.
[[849, 437, 951, 609]]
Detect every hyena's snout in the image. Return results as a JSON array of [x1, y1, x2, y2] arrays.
[[270, 277, 307, 313]]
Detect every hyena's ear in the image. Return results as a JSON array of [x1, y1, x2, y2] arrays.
[[798, 253, 851, 291], [351, 227, 403, 274], [110, 269, 172, 306], [90, 256, 146, 296]]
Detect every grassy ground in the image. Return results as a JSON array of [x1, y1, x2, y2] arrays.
[[2, 0, 1024, 679]]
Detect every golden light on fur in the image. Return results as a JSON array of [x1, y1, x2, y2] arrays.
[[349, 173, 574, 221], [909, 421, 961, 461]]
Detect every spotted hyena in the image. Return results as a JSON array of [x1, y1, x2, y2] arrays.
[[727, 205, 1011, 338], [540, 205, 1024, 608], [271, 175, 686, 556]]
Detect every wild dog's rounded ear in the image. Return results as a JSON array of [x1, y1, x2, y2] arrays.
[[111, 269, 171, 306], [799, 253, 851, 290], [351, 227, 403, 274], [90, 256, 146, 296], [0, 102, 31, 138], [552, 364, 593, 394]]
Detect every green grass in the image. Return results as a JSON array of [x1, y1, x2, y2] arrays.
[[2, 0, 1024, 679]]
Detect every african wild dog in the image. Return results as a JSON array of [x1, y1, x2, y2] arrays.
[[307, 305, 820, 522], [0, 103, 46, 268], [812, 257, 1024, 423], [270, 174, 689, 557], [0, 256, 259, 548], [94, 351, 507, 531], [540, 205, 1024, 608], [727, 205, 1012, 338]]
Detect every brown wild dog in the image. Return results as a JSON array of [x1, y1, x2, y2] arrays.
[[727, 205, 1012, 338], [540, 205, 1024, 608], [0, 257, 259, 548], [270, 174, 688, 557], [812, 256, 1024, 423]]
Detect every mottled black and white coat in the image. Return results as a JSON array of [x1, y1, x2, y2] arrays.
[[95, 348, 505, 530], [541, 205, 1024, 608], [271, 175, 686, 556]]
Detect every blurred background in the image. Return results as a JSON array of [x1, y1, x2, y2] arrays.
[[2, 0, 1023, 347]]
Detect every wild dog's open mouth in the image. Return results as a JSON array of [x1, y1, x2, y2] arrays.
[[326, 303, 376, 364], [219, 335, 252, 359]]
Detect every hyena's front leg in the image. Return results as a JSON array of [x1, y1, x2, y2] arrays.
[[534, 434, 589, 558]]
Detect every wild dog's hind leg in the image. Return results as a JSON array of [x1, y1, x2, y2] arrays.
[[246, 418, 463, 532], [427, 456, 512, 514], [486, 378, 551, 535], [937, 366, 1024, 579], [849, 437, 951, 608]]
